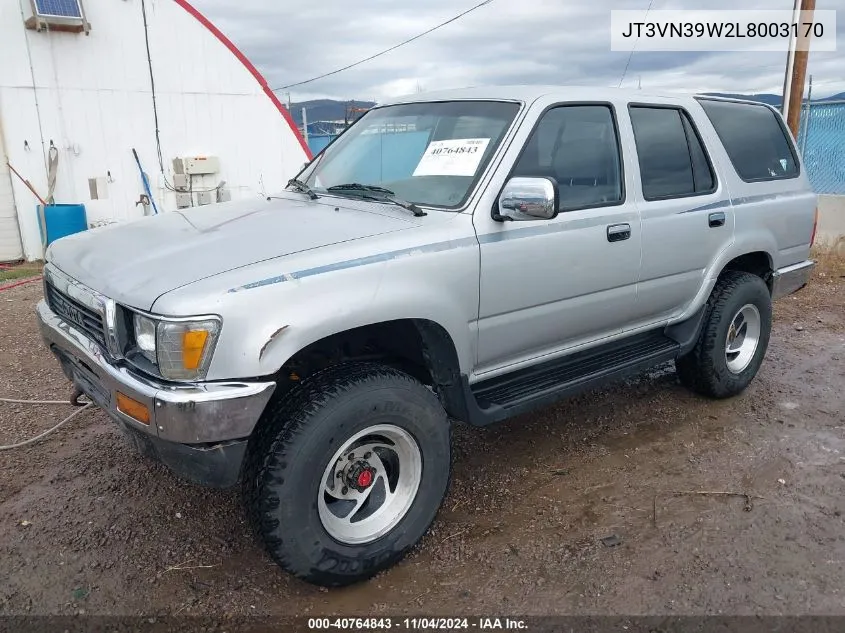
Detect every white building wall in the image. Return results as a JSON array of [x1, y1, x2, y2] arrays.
[[0, 0, 309, 261], [0, 123, 23, 261]]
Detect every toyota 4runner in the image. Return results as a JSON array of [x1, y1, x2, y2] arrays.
[[37, 86, 818, 586]]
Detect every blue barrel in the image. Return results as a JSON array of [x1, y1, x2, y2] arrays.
[[38, 204, 88, 248]]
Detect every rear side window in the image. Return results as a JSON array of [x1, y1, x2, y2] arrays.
[[629, 106, 716, 200], [698, 99, 799, 182]]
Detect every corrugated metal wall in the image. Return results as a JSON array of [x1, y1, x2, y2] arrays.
[[0, 121, 23, 261], [0, 0, 308, 261]]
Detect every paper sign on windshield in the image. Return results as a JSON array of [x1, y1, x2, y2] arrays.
[[413, 138, 491, 177]]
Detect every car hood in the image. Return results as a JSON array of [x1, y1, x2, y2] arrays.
[[46, 194, 420, 310]]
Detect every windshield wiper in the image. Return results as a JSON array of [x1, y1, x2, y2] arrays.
[[326, 183, 426, 217], [328, 183, 395, 195], [286, 178, 319, 200]]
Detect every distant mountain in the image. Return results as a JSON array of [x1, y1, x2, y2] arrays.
[[289, 99, 376, 125]]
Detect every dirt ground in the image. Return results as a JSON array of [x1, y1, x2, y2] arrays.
[[1, 262, 843, 618]]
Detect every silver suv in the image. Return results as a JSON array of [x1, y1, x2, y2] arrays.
[[37, 86, 817, 586]]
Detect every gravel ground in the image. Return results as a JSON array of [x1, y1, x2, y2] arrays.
[[0, 269, 843, 617]]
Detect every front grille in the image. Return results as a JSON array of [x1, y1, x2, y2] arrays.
[[45, 281, 107, 348]]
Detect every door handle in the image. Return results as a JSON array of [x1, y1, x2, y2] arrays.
[[607, 223, 631, 242], [709, 212, 726, 228]]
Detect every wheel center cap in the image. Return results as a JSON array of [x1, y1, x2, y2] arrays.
[[346, 460, 376, 492], [357, 469, 374, 488]]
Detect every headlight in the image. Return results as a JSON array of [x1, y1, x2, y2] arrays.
[[157, 319, 221, 380], [133, 314, 157, 364], [129, 312, 221, 381]]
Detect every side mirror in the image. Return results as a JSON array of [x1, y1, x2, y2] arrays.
[[495, 177, 559, 221]]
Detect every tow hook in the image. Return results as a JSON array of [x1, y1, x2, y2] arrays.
[[70, 386, 86, 406]]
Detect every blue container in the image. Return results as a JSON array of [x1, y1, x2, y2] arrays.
[[38, 204, 88, 248]]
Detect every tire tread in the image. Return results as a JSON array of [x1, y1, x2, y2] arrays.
[[242, 362, 450, 586], [676, 270, 771, 399]]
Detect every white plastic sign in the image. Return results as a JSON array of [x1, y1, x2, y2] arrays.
[[413, 138, 490, 177]]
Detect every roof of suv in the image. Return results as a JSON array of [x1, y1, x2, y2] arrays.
[[379, 85, 767, 108]]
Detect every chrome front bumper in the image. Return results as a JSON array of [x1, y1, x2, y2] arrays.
[[771, 260, 815, 300], [37, 299, 276, 444]]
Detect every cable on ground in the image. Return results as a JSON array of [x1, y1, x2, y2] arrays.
[[0, 398, 93, 451]]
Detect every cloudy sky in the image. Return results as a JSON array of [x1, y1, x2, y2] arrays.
[[195, 0, 845, 103]]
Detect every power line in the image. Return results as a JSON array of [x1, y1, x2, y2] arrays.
[[140, 0, 225, 196], [618, 0, 655, 88], [271, 0, 494, 92]]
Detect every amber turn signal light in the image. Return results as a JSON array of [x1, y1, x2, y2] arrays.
[[181, 329, 210, 371], [116, 392, 151, 425]]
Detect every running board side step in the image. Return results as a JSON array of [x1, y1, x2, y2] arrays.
[[464, 331, 680, 426]]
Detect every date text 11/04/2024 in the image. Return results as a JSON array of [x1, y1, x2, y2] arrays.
[[307, 617, 528, 630]]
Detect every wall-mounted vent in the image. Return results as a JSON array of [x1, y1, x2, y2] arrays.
[[25, 0, 91, 34]]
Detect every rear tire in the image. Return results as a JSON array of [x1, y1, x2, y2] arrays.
[[243, 362, 451, 587], [676, 271, 772, 399]]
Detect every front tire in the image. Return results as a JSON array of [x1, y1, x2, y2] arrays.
[[676, 271, 772, 399], [244, 363, 451, 587]]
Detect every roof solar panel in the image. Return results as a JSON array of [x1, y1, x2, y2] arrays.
[[33, 0, 83, 18]]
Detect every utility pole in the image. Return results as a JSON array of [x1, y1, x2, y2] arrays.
[[781, 0, 801, 120], [783, 0, 816, 138]]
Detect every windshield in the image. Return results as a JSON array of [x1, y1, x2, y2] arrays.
[[300, 100, 520, 209]]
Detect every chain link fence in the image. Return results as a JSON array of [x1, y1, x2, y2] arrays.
[[799, 101, 845, 195]]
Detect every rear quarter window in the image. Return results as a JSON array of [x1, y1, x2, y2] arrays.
[[697, 99, 799, 182]]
